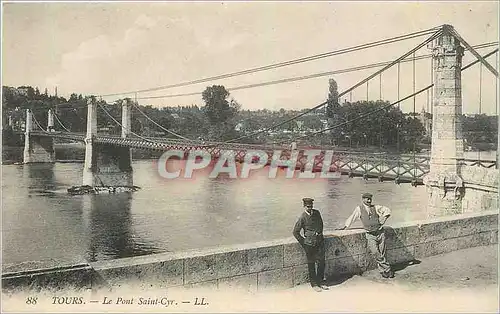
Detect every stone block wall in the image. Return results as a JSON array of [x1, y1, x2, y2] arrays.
[[461, 166, 498, 212], [23, 135, 55, 163], [2, 211, 498, 292]]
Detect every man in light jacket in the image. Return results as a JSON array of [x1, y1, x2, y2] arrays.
[[338, 193, 394, 278]]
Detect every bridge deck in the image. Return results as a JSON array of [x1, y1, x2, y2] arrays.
[[25, 131, 497, 182]]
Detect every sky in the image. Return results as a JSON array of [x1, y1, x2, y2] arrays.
[[2, 1, 499, 114]]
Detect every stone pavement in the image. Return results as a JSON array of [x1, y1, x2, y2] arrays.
[[201, 244, 498, 313], [2, 244, 498, 313]]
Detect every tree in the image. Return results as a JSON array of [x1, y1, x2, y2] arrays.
[[201, 85, 240, 140], [325, 79, 339, 120], [333, 100, 424, 152], [325, 79, 341, 145], [462, 114, 498, 150], [300, 115, 323, 131]]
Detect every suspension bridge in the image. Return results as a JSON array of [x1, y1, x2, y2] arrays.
[[7, 24, 499, 217]]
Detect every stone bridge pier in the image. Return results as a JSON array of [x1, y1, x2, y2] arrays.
[[82, 98, 133, 187], [424, 25, 498, 217], [23, 109, 55, 163]]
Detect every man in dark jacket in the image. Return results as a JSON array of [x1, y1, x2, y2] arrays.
[[293, 197, 329, 292], [337, 192, 394, 278]]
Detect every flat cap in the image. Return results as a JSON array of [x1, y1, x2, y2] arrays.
[[362, 193, 373, 199], [302, 197, 314, 204]]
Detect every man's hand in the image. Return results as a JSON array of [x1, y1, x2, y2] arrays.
[[336, 226, 346, 231], [379, 215, 389, 226]]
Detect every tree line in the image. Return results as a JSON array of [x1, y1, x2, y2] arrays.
[[2, 83, 497, 152]]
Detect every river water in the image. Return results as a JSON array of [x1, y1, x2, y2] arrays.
[[1, 151, 496, 268]]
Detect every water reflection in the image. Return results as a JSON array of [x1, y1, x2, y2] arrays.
[[24, 163, 57, 195], [81, 193, 161, 262]]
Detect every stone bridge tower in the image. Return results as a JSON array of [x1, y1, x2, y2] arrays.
[[82, 98, 133, 187], [424, 25, 465, 217]]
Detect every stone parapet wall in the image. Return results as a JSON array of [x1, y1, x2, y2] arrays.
[[461, 166, 499, 212], [2, 211, 498, 292]]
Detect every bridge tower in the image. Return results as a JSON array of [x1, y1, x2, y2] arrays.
[[82, 98, 133, 187], [424, 25, 465, 217], [47, 109, 55, 132], [23, 109, 55, 163]]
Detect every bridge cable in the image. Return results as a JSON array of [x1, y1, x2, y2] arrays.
[[284, 48, 499, 144], [496, 51, 498, 116], [96, 102, 179, 146], [450, 28, 499, 77], [53, 112, 71, 133], [496, 51, 498, 170], [14, 42, 496, 109], [222, 28, 443, 144], [31, 113, 46, 132], [99, 27, 441, 98], [125, 41, 497, 101], [129, 101, 194, 141], [412, 52, 417, 183], [396, 61, 401, 181], [478, 60, 483, 162]]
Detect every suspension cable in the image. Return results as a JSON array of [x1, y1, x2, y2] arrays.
[[430, 50, 433, 115], [478, 61, 483, 161], [130, 101, 194, 141], [479, 62, 483, 113], [285, 48, 498, 143], [16, 42, 496, 109], [396, 61, 401, 177], [100, 27, 441, 98], [450, 28, 498, 77], [496, 51, 498, 117], [96, 102, 168, 145], [289, 85, 434, 142], [124, 41, 497, 102], [412, 51, 417, 180], [53, 112, 71, 132], [223, 29, 443, 144], [31, 113, 46, 132]]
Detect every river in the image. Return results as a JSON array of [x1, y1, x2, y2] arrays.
[[1, 150, 496, 269]]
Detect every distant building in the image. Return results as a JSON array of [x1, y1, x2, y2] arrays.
[[17, 87, 30, 96], [418, 107, 432, 136]]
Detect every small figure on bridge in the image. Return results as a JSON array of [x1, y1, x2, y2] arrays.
[[293, 198, 328, 292], [337, 193, 394, 279]]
